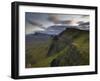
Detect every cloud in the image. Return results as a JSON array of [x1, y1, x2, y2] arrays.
[[48, 15, 60, 23], [48, 15, 70, 24], [27, 19, 46, 29], [56, 20, 72, 24], [79, 22, 89, 26], [48, 15, 80, 25], [77, 21, 85, 24], [81, 15, 89, 18], [27, 19, 42, 27]]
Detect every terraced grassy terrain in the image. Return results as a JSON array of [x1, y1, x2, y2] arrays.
[[25, 28, 89, 68]]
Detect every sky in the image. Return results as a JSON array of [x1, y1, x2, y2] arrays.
[[25, 12, 89, 35]]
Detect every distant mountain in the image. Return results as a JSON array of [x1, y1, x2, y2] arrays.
[[26, 32, 52, 43], [34, 24, 89, 36], [35, 25, 67, 36]]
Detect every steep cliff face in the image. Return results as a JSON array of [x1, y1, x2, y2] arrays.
[[49, 28, 89, 66]]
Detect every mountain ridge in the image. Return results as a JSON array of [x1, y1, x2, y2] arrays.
[[25, 27, 89, 68]]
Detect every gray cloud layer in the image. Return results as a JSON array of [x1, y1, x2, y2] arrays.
[[25, 12, 89, 34]]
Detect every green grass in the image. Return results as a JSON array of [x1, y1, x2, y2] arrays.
[[25, 28, 89, 68], [25, 37, 53, 68], [31, 46, 69, 67]]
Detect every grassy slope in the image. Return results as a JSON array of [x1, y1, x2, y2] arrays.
[[47, 29, 89, 66], [25, 37, 53, 68], [26, 28, 89, 68]]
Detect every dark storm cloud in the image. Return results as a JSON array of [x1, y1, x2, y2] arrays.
[[48, 15, 59, 23], [48, 15, 72, 24], [79, 22, 90, 26]]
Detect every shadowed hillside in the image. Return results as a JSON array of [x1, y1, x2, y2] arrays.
[[25, 28, 89, 68]]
